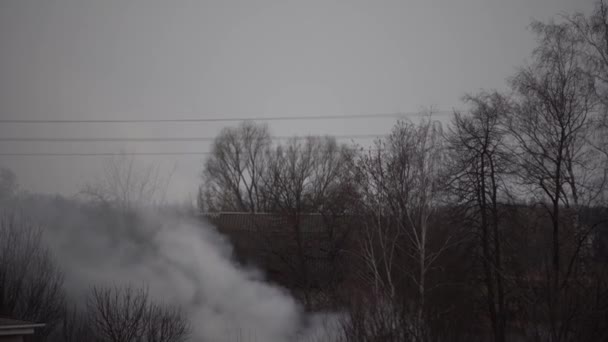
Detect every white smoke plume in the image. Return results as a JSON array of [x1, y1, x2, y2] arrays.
[[14, 195, 338, 341]]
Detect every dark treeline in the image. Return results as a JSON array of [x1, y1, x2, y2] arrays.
[[198, 2, 608, 341]]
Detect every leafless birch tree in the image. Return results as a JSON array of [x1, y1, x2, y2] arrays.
[[354, 118, 452, 341], [507, 19, 600, 341]]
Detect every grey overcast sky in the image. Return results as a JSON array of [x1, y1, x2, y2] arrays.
[[0, 0, 595, 202]]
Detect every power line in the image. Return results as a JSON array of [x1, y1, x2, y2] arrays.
[[0, 150, 373, 157], [0, 111, 453, 124], [0, 146, 385, 157], [0, 134, 387, 143], [0, 152, 212, 156]]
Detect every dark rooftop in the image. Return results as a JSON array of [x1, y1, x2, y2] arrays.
[[0, 317, 44, 329]]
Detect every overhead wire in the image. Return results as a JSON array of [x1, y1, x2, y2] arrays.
[[0, 145, 387, 157], [0, 134, 387, 143], [0, 110, 453, 124], [0, 110, 454, 156], [0, 148, 387, 157], [0, 152, 212, 156]]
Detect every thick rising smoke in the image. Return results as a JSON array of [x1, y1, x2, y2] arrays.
[[14, 195, 335, 341]]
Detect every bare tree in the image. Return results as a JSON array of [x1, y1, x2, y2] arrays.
[[201, 121, 272, 212], [143, 303, 190, 342], [507, 20, 600, 341], [354, 118, 453, 341], [0, 213, 66, 338], [262, 136, 355, 308], [447, 92, 512, 342], [568, 1, 608, 110], [265, 136, 354, 212], [87, 285, 189, 342], [81, 154, 172, 211], [568, 1, 608, 181]]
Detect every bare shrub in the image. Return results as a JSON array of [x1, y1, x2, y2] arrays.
[[0, 212, 65, 338], [87, 285, 190, 342]]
